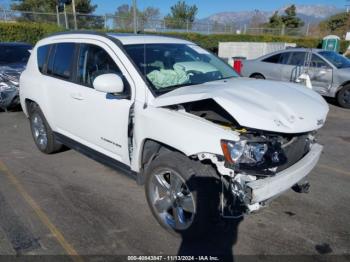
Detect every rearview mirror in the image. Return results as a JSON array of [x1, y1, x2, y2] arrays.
[[93, 74, 124, 94]]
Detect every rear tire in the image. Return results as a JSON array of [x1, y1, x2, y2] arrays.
[[29, 103, 63, 154], [145, 151, 221, 238], [337, 85, 350, 109], [250, 73, 265, 79]]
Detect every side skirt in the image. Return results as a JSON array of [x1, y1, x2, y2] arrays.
[[54, 132, 137, 180]]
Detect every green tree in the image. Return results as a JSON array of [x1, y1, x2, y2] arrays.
[[114, 4, 160, 31], [11, 0, 100, 28], [268, 11, 283, 28], [281, 5, 304, 28], [11, 0, 97, 13], [164, 1, 198, 29], [319, 12, 350, 37]]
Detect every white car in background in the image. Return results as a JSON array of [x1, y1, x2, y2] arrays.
[[20, 32, 328, 236]]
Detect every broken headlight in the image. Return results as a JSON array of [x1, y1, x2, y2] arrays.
[[221, 139, 286, 169]]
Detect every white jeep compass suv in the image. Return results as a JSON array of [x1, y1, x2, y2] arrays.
[[20, 32, 329, 236]]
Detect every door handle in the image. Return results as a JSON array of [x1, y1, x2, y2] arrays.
[[70, 93, 84, 100]]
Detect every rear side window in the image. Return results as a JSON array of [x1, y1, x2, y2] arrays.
[[263, 53, 282, 64], [263, 52, 290, 65], [37, 45, 50, 73], [289, 52, 306, 66], [47, 43, 75, 80]]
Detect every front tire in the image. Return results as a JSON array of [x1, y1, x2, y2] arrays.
[[29, 104, 63, 154], [337, 85, 350, 108], [145, 151, 221, 238]]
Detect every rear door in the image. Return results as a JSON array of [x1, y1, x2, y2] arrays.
[[257, 51, 291, 80], [45, 42, 78, 133], [281, 51, 307, 82]]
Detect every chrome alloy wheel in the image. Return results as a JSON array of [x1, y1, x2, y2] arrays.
[[149, 169, 195, 230], [31, 113, 48, 149]]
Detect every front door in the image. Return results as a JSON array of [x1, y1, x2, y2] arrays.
[[66, 42, 133, 165], [307, 53, 333, 95]]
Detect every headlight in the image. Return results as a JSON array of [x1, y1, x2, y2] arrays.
[[221, 140, 268, 165]]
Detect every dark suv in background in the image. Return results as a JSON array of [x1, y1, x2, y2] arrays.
[[0, 42, 32, 111]]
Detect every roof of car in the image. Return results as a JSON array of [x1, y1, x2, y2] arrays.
[[45, 31, 193, 45], [284, 47, 324, 52]]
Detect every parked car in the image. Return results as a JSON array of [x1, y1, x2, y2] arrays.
[[0, 42, 32, 110], [241, 48, 350, 108], [20, 32, 328, 236]]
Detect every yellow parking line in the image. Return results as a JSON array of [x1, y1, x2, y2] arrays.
[[317, 164, 350, 177], [0, 160, 83, 262]]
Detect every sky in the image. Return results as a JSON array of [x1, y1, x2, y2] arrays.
[[0, 0, 346, 18], [93, 0, 347, 17]]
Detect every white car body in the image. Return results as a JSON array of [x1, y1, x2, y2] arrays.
[[20, 32, 328, 216]]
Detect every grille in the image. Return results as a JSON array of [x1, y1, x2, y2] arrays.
[[277, 134, 310, 172]]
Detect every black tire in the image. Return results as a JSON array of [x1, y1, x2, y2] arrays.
[[337, 85, 350, 109], [250, 73, 265, 79], [29, 103, 63, 154], [145, 151, 221, 238]]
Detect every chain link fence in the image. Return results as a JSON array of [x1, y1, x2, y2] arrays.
[[0, 9, 308, 36]]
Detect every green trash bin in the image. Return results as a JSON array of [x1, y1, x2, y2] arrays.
[[322, 35, 340, 52]]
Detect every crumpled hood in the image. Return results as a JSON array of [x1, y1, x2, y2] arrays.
[[151, 78, 329, 133]]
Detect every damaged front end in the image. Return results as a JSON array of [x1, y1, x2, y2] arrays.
[[0, 70, 21, 111], [198, 129, 321, 216], [171, 99, 323, 217]]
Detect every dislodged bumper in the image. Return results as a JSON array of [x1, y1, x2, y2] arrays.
[[246, 143, 323, 204]]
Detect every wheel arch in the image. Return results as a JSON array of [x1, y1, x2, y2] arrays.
[[249, 73, 265, 79], [136, 138, 188, 185]]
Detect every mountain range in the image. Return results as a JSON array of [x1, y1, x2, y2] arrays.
[[199, 5, 343, 27]]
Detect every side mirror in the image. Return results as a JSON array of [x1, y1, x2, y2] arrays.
[[93, 74, 124, 94]]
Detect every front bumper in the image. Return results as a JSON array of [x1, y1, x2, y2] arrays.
[[245, 143, 323, 204]]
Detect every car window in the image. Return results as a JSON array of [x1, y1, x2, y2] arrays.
[[289, 52, 306, 66], [76, 44, 122, 87], [262, 52, 290, 65], [319, 51, 350, 69], [37, 45, 50, 73], [47, 43, 75, 80], [0, 45, 31, 65], [124, 44, 238, 94], [262, 53, 282, 64], [310, 54, 329, 68]]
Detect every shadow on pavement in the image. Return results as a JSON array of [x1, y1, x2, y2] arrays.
[[177, 175, 243, 262]]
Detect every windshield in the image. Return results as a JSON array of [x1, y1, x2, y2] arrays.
[[319, 51, 350, 69], [124, 43, 238, 94], [0, 45, 32, 65]]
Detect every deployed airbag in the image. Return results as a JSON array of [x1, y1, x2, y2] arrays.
[[147, 68, 189, 89]]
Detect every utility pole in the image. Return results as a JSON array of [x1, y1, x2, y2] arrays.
[[305, 23, 310, 37], [133, 0, 137, 34], [72, 0, 77, 30], [64, 4, 69, 29], [56, 5, 60, 26]]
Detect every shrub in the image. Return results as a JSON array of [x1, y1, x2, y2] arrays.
[[0, 22, 63, 44]]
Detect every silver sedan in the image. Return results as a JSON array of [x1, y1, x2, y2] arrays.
[[241, 48, 350, 108]]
